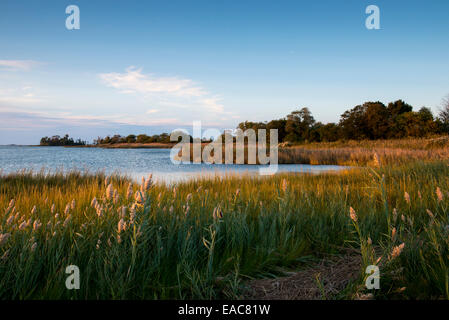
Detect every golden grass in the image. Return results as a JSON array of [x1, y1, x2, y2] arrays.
[[0, 161, 448, 299]]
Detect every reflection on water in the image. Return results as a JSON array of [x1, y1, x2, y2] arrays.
[[0, 146, 347, 184]]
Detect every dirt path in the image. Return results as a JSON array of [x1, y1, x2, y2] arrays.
[[244, 254, 362, 300]]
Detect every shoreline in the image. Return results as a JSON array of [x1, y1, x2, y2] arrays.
[[32, 142, 177, 149]]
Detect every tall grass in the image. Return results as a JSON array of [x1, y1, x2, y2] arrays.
[[279, 136, 449, 166], [0, 161, 447, 299], [176, 136, 449, 166]]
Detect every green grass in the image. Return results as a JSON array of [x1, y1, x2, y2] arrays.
[[0, 162, 448, 299]]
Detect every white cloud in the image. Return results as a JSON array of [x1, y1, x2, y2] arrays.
[[0, 87, 44, 105], [0, 60, 41, 71], [99, 67, 225, 114]]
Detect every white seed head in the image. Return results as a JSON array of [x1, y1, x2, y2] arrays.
[[390, 243, 405, 260], [404, 192, 410, 204], [373, 152, 381, 167], [281, 179, 288, 192], [113, 189, 119, 204], [106, 183, 114, 200], [64, 203, 70, 215], [18, 221, 27, 230], [33, 220, 42, 231], [91, 197, 98, 208], [213, 205, 223, 219], [126, 184, 133, 200], [6, 215, 14, 225], [0, 233, 11, 246], [436, 187, 443, 202], [117, 218, 126, 234], [63, 215, 71, 227], [135, 191, 145, 204], [144, 174, 153, 191], [349, 207, 357, 222]]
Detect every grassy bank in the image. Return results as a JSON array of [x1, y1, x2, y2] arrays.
[[173, 136, 449, 166], [53, 136, 449, 167], [0, 160, 448, 299], [278, 136, 449, 166]]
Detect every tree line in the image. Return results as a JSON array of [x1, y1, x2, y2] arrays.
[[93, 132, 204, 145], [236, 99, 449, 143], [94, 133, 172, 145], [41, 97, 449, 146], [40, 134, 87, 146]]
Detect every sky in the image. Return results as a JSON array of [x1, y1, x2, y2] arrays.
[[0, 0, 448, 144]]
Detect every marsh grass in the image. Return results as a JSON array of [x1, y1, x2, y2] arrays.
[[0, 161, 447, 299], [177, 136, 449, 166], [279, 136, 449, 166]]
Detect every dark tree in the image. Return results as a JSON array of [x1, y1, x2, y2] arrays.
[[285, 108, 316, 142], [39, 134, 86, 146]]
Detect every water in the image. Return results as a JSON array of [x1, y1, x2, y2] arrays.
[[0, 146, 347, 184]]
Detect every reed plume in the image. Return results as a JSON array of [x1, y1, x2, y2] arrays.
[[349, 207, 357, 222]]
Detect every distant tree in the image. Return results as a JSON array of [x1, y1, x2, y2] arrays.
[[93, 97, 448, 147], [93, 136, 103, 145], [110, 135, 122, 144], [126, 134, 137, 143], [418, 107, 434, 122], [339, 104, 368, 140], [266, 119, 287, 142], [285, 107, 315, 142], [363, 102, 389, 139], [39, 134, 86, 146], [395, 108, 437, 137], [387, 100, 413, 117], [171, 131, 193, 143], [158, 133, 170, 143], [385, 100, 413, 138], [315, 123, 341, 142], [136, 134, 149, 143], [438, 95, 449, 133], [340, 102, 392, 140]]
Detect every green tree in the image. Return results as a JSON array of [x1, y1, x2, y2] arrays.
[[285, 107, 315, 142], [339, 104, 368, 140], [126, 135, 137, 143]]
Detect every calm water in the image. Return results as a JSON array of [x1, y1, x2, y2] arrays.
[[0, 146, 346, 184]]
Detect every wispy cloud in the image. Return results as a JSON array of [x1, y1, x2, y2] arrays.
[[0, 87, 44, 105], [0, 106, 181, 130], [0, 107, 185, 144], [99, 67, 225, 114], [0, 60, 41, 71]]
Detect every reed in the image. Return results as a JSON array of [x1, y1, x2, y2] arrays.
[[0, 161, 447, 299], [176, 136, 449, 166]]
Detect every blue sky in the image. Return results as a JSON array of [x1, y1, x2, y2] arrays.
[[0, 0, 448, 144]]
